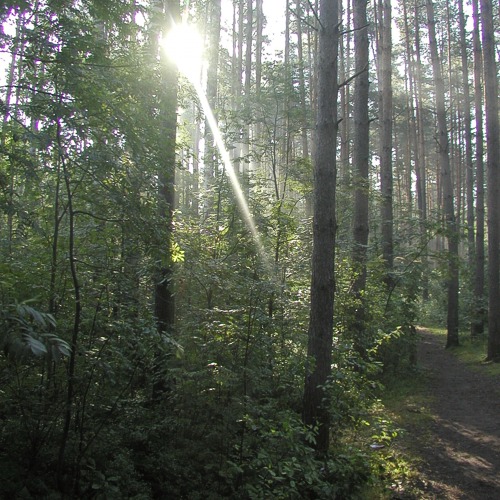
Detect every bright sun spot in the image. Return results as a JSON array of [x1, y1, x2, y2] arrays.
[[162, 20, 271, 271], [161, 22, 204, 82]]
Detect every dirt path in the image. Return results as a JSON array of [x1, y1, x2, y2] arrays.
[[408, 329, 500, 499]]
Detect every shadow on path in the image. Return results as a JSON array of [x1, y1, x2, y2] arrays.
[[412, 329, 500, 499]]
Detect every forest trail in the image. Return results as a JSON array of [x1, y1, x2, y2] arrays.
[[407, 328, 500, 499]]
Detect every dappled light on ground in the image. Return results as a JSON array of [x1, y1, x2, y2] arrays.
[[410, 330, 500, 499]]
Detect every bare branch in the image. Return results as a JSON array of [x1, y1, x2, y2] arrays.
[[307, 0, 323, 30], [73, 211, 125, 223], [338, 63, 369, 89], [341, 23, 370, 37], [290, 6, 318, 32]]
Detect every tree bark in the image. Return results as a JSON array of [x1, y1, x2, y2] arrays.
[[425, 0, 459, 348], [351, 0, 370, 354], [378, 0, 394, 275], [303, 0, 339, 454], [480, 0, 500, 359], [412, 0, 430, 300], [458, 0, 474, 275], [152, 0, 179, 398], [203, 0, 221, 215], [471, 0, 485, 337]]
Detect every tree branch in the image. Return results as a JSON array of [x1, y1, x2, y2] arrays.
[[339, 63, 369, 88], [290, 6, 318, 32], [73, 210, 125, 223], [307, 0, 323, 30], [341, 23, 370, 36]]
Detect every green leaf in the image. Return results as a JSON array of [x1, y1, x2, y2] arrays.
[[23, 335, 47, 356], [57, 343, 71, 357]]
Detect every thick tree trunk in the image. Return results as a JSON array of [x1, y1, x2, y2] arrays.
[[303, 0, 339, 454]]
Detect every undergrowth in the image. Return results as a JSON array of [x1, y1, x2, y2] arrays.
[[362, 361, 434, 499]]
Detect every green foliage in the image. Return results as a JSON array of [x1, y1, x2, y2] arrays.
[[1, 301, 69, 360], [0, 1, 436, 498]]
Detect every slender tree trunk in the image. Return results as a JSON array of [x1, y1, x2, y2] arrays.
[[192, 109, 200, 216], [56, 116, 82, 494], [480, 0, 500, 359], [339, 0, 351, 185], [402, 2, 418, 217], [253, 0, 263, 171], [296, 0, 310, 159], [232, 0, 244, 166], [152, 0, 179, 398], [303, 0, 339, 454], [295, 0, 312, 216], [471, 0, 485, 337], [203, 0, 221, 215], [377, 0, 394, 275], [351, 0, 370, 354], [1, 14, 24, 255], [255, 0, 263, 96], [241, 0, 253, 181], [47, 161, 64, 385], [458, 0, 474, 251], [426, 0, 459, 348], [412, 0, 430, 299], [457, 0, 475, 335]]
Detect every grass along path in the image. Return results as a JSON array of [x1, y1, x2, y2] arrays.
[[381, 327, 500, 499]]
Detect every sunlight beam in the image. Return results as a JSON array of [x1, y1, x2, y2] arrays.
[[161, 22, 269, 270]]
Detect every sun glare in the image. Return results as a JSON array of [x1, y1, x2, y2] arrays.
[[161, 22, 204, 82], [162, 20, 270, 271]]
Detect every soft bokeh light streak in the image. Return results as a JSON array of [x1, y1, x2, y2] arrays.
[[162, 22, 269, 270]]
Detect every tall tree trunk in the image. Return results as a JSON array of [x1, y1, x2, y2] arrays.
[[56, 115, 82, 494], [295, 0, 310, 159], [232, 0, 244, 166], [253, 0, 263, 170], [426, 0, 459, 348], [152, 0, 179, 398], [377, 0, 394, 276], [241, 0, 253, 181], [255, 0, 263, 97], [303, 0, 339, 454], [295, 0, 312, 216], [203, 0, 221, 215], [412, 0, 430, 299], [480, 0, 500, 359], [192, 109, 201, 215], [351, 0, 370, 354], [457, 0, 475, 335], [471, 0, 485, 337], [339, 0, 351, 185], [1, 13, 24, 256]]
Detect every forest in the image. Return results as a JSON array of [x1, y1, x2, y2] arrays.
[[0, 0, 499, 498]]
